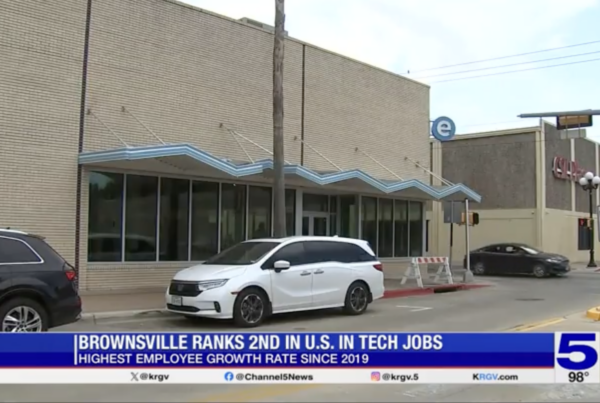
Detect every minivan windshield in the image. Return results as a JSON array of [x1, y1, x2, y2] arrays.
[[203, 241, 280, 265]]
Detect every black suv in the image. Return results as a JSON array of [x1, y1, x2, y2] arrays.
[[0, 229, 81, 332]]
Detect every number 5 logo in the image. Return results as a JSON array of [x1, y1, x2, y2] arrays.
[[557, 333, 599, 371]]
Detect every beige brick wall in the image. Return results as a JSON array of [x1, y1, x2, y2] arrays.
[[303, 46, 430, 181], [83, 0, 429, 181], [0, 0, 87, 263], [83, 0, 304, 166], [2, 0, 431, 292]]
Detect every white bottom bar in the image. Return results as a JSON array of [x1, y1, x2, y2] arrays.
[[0, 369, 558, 384]]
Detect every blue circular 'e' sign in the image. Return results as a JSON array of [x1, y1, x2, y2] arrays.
[[431, 116, 456, 141]]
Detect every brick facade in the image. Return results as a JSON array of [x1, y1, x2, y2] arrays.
[[1, 0, 430, 291]]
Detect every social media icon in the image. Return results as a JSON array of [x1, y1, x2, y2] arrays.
[[371, 371, 380, 381], [224, 372, 234, 381]]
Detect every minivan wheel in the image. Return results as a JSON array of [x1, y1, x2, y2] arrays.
[[343, 282, 369, 316], [233, 288, 268, 328], [0, 298, 48, 333]]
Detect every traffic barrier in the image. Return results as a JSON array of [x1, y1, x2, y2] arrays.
[[400, 256, 453, 288]]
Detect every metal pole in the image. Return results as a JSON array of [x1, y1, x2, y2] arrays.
[[588, 189, 597, 268], [449, 202, 454, 266], [463, 199, 474, 282]]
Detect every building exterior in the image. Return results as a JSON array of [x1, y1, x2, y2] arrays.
[[428, 122, 600, 263], [0, 0, 479, 292]]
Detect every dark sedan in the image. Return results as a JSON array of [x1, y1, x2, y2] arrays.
[[464, 243, 570, 278]]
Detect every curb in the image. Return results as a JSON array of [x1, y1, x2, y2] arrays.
[[586, 306, 600, 321], [81, 309, 169, 324], [382, 283, 491, 299], [79, 283, 492, 322]]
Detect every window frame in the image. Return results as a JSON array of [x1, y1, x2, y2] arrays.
[[0, 235, 44, 266]]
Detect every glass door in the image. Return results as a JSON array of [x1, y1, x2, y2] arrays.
[[302, 212, 329, 236]]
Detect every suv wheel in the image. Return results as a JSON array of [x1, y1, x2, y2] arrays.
[[233, 288, 268, 328], [343, 281, 369, 315], [0, 298, 48, 332]]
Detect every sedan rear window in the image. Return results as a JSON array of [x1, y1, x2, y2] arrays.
[[203, 241, 280, 265]]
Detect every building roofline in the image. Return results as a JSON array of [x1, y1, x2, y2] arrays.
[[164, 0, 429, 89], [430, 125, 541, 143]]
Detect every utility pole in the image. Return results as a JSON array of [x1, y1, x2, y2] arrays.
[[272, 0, 286, 237]]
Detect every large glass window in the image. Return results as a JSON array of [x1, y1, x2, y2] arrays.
[[303, 193, 329, 212], [409, 201, 423, 256], [191, 181, 219, 261], [124, 175, 158, 262], [205, 241, 279, 265], [88, 172, 124, 262], [248, 186, 272, 239], [394, 200, 409, 257], [221, 183, 246, 251], [339, 195, 358, 238], [378, 199, 393, 257], [361, 197, 378, 254], [285, 189, 296, 236], [159, 178, 189, 261]]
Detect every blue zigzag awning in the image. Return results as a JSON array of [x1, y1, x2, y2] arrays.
[[78, 143, 481, 202]]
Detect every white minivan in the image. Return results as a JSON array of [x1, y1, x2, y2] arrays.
[[166, 236, 385, 327]]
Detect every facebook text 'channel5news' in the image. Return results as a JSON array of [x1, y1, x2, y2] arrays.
[[223, 372, 314, 382], [76, 352, 371, 365]]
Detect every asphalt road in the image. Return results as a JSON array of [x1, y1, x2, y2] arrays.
[[5, 271, 600, 402]]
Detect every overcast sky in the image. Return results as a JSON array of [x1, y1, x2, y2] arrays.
[[185, 0, 600, 140]]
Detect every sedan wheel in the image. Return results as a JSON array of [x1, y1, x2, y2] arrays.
[[533, 265, 548, 278], [473, 262, 486, 275]]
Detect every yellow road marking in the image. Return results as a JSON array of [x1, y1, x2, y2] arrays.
[[194, 384, 319, 402], [509, 317, 565, 332], [195, 317, 566, 402]]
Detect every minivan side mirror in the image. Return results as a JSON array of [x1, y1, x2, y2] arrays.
[[273, 260, 291, 273]]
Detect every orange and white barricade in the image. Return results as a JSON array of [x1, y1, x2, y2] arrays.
[[401, 257, 453, 288]]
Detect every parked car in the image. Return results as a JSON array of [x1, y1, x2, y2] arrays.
[[166, 236, 385, 327], [0, 229, 81, 332], [464, 243, 570, 278]]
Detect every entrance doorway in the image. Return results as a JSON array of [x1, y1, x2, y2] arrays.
[[302, 212, 329, 236]]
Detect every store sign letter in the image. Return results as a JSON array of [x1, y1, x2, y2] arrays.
[[552, 156, 585, 181]]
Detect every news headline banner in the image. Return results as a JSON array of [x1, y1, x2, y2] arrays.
[[0, 332, 598, 384]]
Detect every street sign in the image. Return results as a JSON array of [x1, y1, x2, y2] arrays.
[[431, 116, 456, 142], [443, 201, 462, 224], [556, 115, 592, 131]]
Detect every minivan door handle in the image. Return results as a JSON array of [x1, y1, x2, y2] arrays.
[[300, 271, 312, 276], [314, 270, 324, 275]]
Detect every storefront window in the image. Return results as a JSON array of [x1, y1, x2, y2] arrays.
[[303, 193, 329, 212], [394, 200, 409, 257], [159, 178, 189, 261], [409, 201, 423, 257], [378, 199, 393, 257], [124, 175, 158, 262], [220, 183, 246, 251], [88, 171, 124, 262], [191, 181, 219, 260], [285, 189, 296, 236], [339, 195, 358, 238], [248, 186, 272, 239], [361, 197, 378, 254]]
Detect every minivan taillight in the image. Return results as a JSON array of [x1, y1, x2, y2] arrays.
[[373, 263, 383, 272]]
